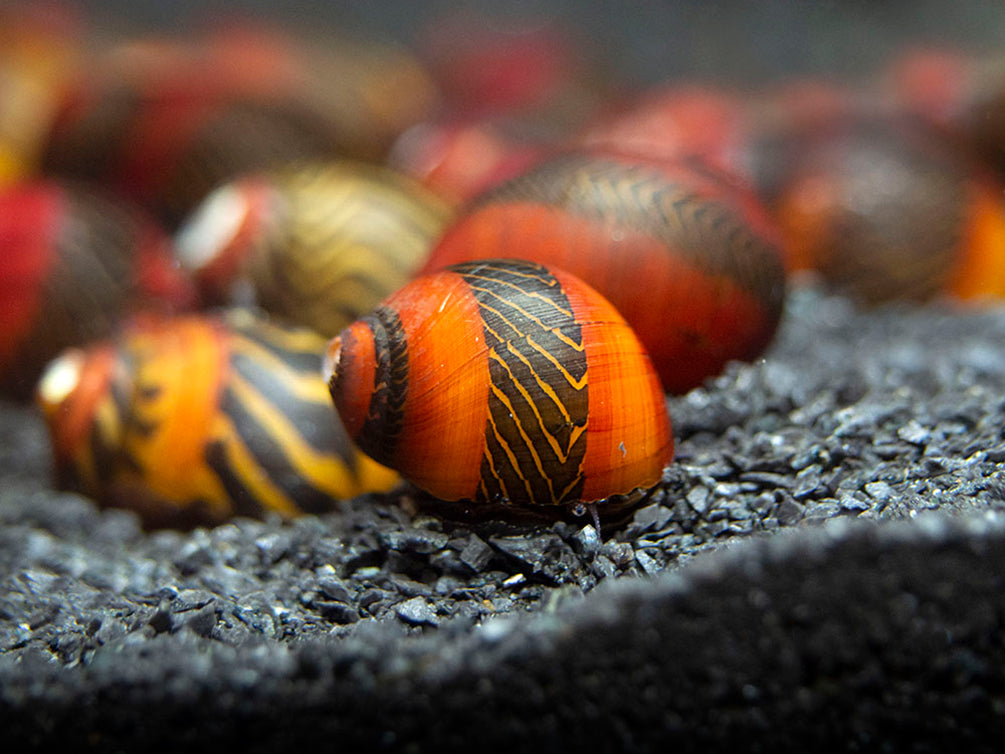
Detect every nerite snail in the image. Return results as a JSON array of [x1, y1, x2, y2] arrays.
[[174, 160, 453, 337], [0, 180, 194, 400], [35, 308, 398, 529], [767, 115, 1005, 304], [41, 34, 344, 227], [324, 258, 674, 523], [422, 149, 788, 394]]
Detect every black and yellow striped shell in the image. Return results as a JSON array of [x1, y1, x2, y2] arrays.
[[35, 308, 398, 529], [325, 259, 674, 520], [174, 160, 453, 337]]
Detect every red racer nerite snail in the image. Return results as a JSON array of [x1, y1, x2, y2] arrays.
[[35, 308, 398, 529], [422, 149, 788, 394], [324, 258, 673, 522]]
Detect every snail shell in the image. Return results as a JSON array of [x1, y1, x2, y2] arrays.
[[41, 35, 344, 227], [35, 308, 398, 529], [324, 258, 673, 517], [768, 116, 1005, 304], [0, 180, 193, 399], [577, 84, 747, 171], [175, 160, 453, 337], [423, 150, 788, 394]]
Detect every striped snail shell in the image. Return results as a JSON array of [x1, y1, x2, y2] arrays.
[[35, 308, 398, 529], [0, 180, 194, 400], [767, 116, 1005, 304], [41, 35, 345, 227], [422, 149, 788, 394], [324, 258, 673, 519], [174, 160, 453, 337]]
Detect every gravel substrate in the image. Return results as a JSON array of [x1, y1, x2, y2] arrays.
[[2, 284, 1005, 752]]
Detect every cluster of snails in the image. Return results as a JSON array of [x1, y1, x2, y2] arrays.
[[4, 5, 1005, 530]]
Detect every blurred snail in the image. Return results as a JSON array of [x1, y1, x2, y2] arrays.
[[0, 179, 193, 400], [766, 116, 1005, 304], [577, 83, 748, 173], [388, 116, 551, 205], [174, 160, 452, 337], [417, 10, 606, 129], [324, 258, 673, 522], [40, 31, 347, 227], [0, 1, 80, 184], [882, 47, 1005, 178], [423, 150, 788, 394], [36, 308, 398, 529]]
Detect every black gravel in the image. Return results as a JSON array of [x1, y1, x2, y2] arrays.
[[3, 283, 1005, 752]]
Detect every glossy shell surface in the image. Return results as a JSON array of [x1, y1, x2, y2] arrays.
[[325, 259, 673, 515]]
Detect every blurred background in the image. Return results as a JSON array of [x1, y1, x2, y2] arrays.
[[70, 0, 1005, 85]]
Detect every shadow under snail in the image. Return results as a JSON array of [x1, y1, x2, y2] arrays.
[[324, 258, 674, 525]]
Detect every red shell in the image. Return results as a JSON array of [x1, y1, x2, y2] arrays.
[[418, 12, 582, 117], [422, 150, 788, 394], [325, 259, 673, 516], [41, 31, 345, 226], [0, 180, 194, 398], [578, 84, 748, 175], [389, 117, 550, 204]]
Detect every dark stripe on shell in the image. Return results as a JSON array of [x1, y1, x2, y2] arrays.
[[471, 152, 786, 313], [212, 382, 338, 515], [228, 336, 357, 471], [455, 259, 588, 507], [357, 305, 409, 467]]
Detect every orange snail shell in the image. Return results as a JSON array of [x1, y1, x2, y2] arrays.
[[421, 149, 788, 395], [35, 308, 398, 529], [324, 258, 674, 517]]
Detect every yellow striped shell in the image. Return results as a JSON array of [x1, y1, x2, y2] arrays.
[[175, 160, 453, 337], [35, 308, 399, 529]]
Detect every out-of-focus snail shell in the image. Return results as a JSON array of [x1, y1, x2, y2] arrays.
[[422, 150, 788, 394], [40, 32, 348, 227], [767, 116, 1005, 304], [325, 258, 673, 519], [174, 160, 453, 337], [0, 180, 194, 399], [35, 308, 399, 529], [0, 2, 80, 184]]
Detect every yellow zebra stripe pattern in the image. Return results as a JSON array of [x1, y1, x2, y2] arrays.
[[250, 161, 451, 337], [456, 260, 589, 507]]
